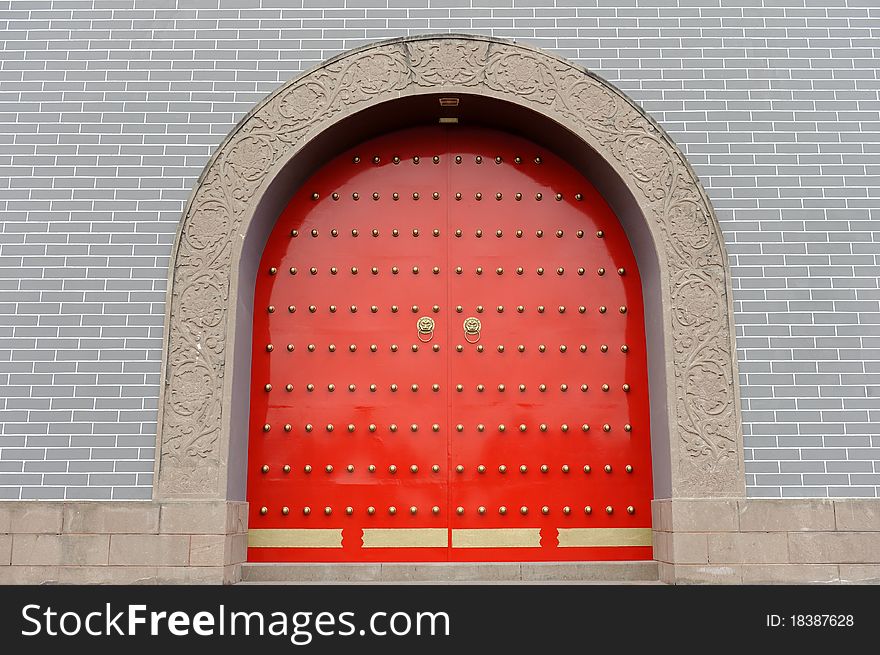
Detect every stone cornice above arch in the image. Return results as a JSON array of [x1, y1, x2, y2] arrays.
[[155, 34, 744, 500]]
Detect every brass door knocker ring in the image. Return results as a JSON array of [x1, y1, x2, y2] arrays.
[[417, 316, 435, 343], [463, 317, 481, 343]]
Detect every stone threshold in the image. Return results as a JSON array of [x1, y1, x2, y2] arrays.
[[240, 561, 660, 583]]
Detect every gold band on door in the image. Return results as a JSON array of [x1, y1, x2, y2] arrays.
[[362, 528, 447, 548], [452, 528, 541, 548], [557, 528, 652, 547], [248, 529, 343, 549], [248, 528, 653, 549]]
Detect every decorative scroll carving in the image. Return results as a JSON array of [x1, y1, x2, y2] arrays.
[[158, 35, 742, 498], [408, 39, 489, 87]]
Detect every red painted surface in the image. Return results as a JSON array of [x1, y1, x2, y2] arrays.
[[248, 126, 652, 562]]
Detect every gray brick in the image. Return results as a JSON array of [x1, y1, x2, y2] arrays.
[[780, 461, 827, 473], [746, 487, 783, 498], [0, 473, 43, 485], [65, 486, 112, 499], [20, 486, 65, 500], [781, 487, 831, 498], [111, 486, 152, 500], [827, 487, 877, 498], [803, 474, 852, 486]]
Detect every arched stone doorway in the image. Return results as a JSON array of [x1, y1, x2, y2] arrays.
[[155, 36, 744, 576]]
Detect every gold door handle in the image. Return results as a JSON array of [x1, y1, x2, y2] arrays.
[[463, 317, 481, 343], [417, 316, 435, 343]]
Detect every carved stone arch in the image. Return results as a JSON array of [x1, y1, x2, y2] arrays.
[[155, 34, 744, 502]]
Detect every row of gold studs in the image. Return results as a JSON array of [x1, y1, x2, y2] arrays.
[[263, 464, 633, 475], [267, 344, 628, 355], [311, 191, 583, 202], [267, 305, 625, 316], [262, 423, 633, 433], [265, 383, 632, 393], [272, 266, 622, 277], [260, 505, 636, 516], [275, 266, 624, 277], [292, 228, 602, 238], [351, 155, 543, 164]]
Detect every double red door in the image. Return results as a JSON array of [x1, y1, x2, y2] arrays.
[[248, 126, 652, 562]]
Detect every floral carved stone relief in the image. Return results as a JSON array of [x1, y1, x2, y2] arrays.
[[157, 35, 743, 499]]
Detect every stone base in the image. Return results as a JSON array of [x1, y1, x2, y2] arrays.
[[241, 561, 660, 583], [0, 501, 247, 584], [653, 498, 880, 584], [3, 499, 880, 584]]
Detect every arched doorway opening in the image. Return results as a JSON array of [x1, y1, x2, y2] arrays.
[[246, 125, 653, 562]]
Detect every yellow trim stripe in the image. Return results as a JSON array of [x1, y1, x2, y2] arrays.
[[247, 527, 652, 549], [362, 528, 448, 548], [248, 529, 343, 548], [557, 528, 653, 548], [452, 528, 541, 548]]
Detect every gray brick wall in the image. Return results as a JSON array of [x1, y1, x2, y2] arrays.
[[0, 0, 878, 500]]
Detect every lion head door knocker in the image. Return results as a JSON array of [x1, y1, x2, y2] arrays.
[[463, 316, 482, 344], [417, 316, 436, 343]]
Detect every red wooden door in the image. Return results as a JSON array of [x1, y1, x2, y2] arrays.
[[247, 126, 652, 562]]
